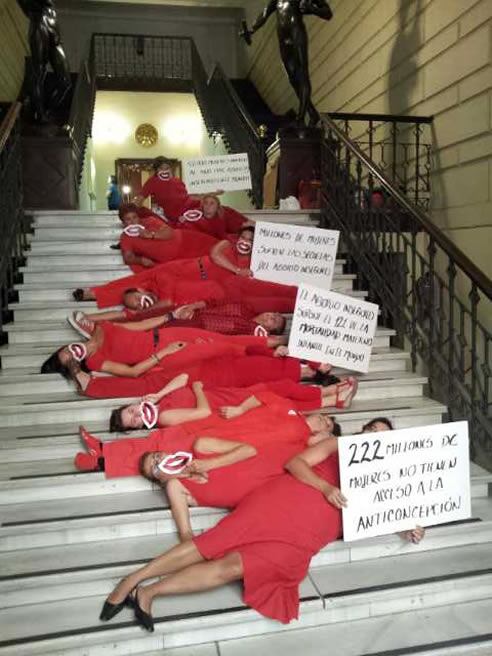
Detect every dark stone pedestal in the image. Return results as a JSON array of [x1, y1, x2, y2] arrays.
[[266, 126, 321, 201], [21, 132, 78, 210]]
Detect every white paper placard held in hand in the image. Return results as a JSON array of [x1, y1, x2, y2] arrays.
[[184, 153, 252, 193], [288, 285, 379, 373], [338, 421, 471, 542], [250, 222, 339, 290]]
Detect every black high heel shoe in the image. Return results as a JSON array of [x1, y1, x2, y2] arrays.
[[134, 587, 154, 632], [99, 587, 136, 622]]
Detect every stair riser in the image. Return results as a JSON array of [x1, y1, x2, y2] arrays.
[[21, 270, 130, 284], [0, 578, 489, 656]]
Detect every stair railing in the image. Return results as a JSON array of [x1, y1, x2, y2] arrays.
[[67, 40, 97, 185], [329, 112, 433, 211], [0, 102, 26, 342], [320, 113, 492, 470]]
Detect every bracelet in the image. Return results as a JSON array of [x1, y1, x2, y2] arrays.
[[152, 353, 160, 364], [167, 312, 175, 322]]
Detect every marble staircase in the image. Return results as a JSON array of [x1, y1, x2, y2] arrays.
[[0, 210, 491, 655]]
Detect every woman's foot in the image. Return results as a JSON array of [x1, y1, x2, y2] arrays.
[[100, 582, 136, 622], [79, 426, 102, 456], [68, 311, 95, 339], [134, 586, 154, 632], [106, 575, 140, 607], [334, 377, 359, 409]]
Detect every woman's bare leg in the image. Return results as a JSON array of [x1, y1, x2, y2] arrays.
[[84, 310, 126, 323], [137, 553, 244, 613], [107, 541, 203, 604]]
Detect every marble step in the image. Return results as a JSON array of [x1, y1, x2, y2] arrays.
[[13, 274, 358, 304], [31, 209, 320, 228], [0, 547, 490, 656], [20, 268, 132, 284], [0, 395, 446, 441]]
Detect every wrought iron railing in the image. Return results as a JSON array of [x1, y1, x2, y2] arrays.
[[67, 42, 97, 185], [329, 112, 432, 211], [320, 114, 492, 470], [0, 103, 27, 342]]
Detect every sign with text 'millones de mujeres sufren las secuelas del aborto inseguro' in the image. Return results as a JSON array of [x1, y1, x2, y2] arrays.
[[184, 154, 252, 193], [338, 421, 471, 542], [250, 222, 340, 290], [288, 285, 379, 373]]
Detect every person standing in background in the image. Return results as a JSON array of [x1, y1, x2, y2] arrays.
[[106, 175, 122, 211]]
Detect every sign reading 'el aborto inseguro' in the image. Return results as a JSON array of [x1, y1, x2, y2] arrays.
[[338, 421, 471, 542], [184, 154, 252, 193], [288, 285, 379, 372], [250, 222, 340, 289]]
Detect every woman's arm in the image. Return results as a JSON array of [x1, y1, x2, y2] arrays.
[[158, 381, 212, 426], [141, 225, 174, 241], [209, 240, 244, 275], [100, 342, 186, 378], [190, 437, 257, 473], [219, 394, 262, 419], [84, 309, 127, 323], [302, 0, 333, 19], [166, 478, 197, 542], [285, 438, 347, 509]]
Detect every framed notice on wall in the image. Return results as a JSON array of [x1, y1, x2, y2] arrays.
[[338, 421, 471, 542]]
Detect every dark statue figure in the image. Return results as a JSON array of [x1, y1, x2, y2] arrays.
[[17, 0, 71, 123], [241, 0, 333, 128]]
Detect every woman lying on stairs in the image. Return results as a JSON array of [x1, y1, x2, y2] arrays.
[[107, 374, 355, 432], [72, 225, 298, 313], [176, 193, 249, 239], [100, 435, 424, 631]]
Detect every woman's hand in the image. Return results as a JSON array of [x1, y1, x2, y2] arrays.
[[219, 405, 244, 420], [141, 257, 155, 268], [162, 341, 187, 356], [140, 230, 154, 239], [142, 393, 160, 404], [192, 381, 204, 392], [186, 459, 211, 475], [401, 526, 425, 544], [173, 305, 196, 320], [274, 345, 289, 358], [323, 485, 347, 509], [236, 268, 253, 277]]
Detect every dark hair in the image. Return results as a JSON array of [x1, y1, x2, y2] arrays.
[[331, 419, 342, 437], [240, 226, 255, 237], [110, 175, 117, 184], [362, 417, 394, 432], [269, 314, 287, 336], [152, 156, 172, 172], [40, 348, 71, 379], [109, 406, 129, 433], [118, 203, 139, 221]]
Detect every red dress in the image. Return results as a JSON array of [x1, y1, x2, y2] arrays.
[[84, 323, 268, 372], [103, 392, 312, 478], [84, 350, 303, 399], [155, 381, 322, 424], [194, 455, 342, 623], [141, 173, 196, 222]]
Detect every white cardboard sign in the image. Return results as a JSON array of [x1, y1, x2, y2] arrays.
[[288, 286, 379, 372], [250, 222, 340, 289], [184, 154, 252, 193], [338, 421, 471, 542]]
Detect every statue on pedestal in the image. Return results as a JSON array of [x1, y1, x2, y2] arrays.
[[17, 0, 71, 123], [240, 0, 333, 128]]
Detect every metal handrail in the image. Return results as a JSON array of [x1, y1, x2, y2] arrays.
[[321, 114, 492, 299], [0, 103, 21, 153], [328, 112, 433, 125]]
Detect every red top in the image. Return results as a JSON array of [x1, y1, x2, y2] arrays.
[[178, 206, 247, 239], [167, 301, 262, 335], [141, 174, 194, 221]]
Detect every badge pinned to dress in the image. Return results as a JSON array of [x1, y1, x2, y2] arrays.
[[140, 401, 159, 429], [236, 238, 252, 255], [181, 209, 203, 223], [122, 224, 145, 237]]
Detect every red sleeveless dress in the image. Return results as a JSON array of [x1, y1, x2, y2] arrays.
[[194, 455, 342, 624]]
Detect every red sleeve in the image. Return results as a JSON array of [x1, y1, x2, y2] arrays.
[[244, 345, 274, 357], [141, 176, 156, 198], [142, 216, 168, 231], [223, 207, 248, 234]]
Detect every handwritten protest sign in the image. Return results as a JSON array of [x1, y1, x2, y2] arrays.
[[338, 421, 471, 542], [250, 222, 339, 289], [288, 286, 378, 372], [184, 154, 252, 193]]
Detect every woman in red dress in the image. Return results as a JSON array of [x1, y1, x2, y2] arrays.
[[40, 318, 273, 379], [134, 156, 222, 223], [177, 194, 249, 239], [117, 204, 218, 274], [101, 436, 425, 630], [74, 226, 298, 313], [108, 375, 356, 432]]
